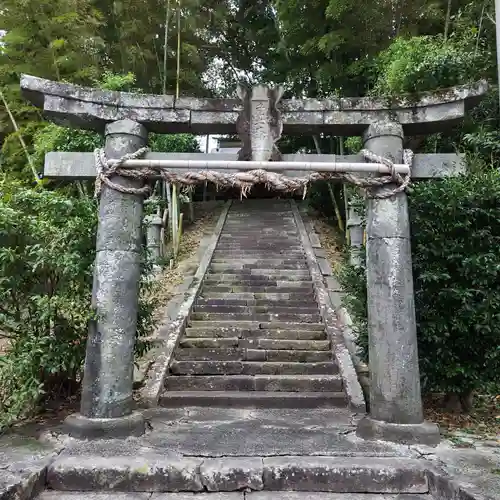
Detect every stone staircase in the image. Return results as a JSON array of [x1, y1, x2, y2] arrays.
[[161, 199, 346, 408], [29, 200, 460, 500]]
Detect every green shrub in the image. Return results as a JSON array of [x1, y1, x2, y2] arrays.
[[338, 171, 500, 406], [372, 36, 482, 96], [0, 180, 155, 430]]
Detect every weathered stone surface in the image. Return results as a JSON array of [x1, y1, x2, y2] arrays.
[[153, 495, 243, 500], [362, 121, 427, 434], [309, 233, 322, 248], [145, 214, 163, 264], [317, 258, 333, 277], [313, 248, 328, 259], [77, 119, 147, 431], [43, 151, 467, 181], [236, 84, 284, 162], [171, 360, 244, 375], [160, 391, 347, 409], [291, 202, 366, 413], [262, 457, 428, 493], [200, 458, 264, 491], [22, 74, 488, 136], [165, 374, 342, 392], [185, 328, 325, 340], [264, 349, 331, 363], [328, 291, 345, 310], [367, 194, 411, 239], [365, 237, 422, 423], [247, 495, 432, 500], [356, 417, 440, 447], [64, 412, 146, 440], [38, 493, 152, 500], [176, 347, 242, 361], [0, 434, 59, 500], [241, 339, 330, 351], [47, 455, 204, 492], [426, 441, 500, 500]]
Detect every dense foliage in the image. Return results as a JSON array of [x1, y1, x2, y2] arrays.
[[0, 179, 157, 429], [337, 171, 500, 408]]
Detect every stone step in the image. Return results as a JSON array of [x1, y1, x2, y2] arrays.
[[217, 241, 301, 245], [210, 257, 307, 263], [201, 285, 314, 294], [199, 292, 316, 301], [189, 312, 322, 323], [208, 267, 309, 274], [222, 226, 297, 230], [184, 328, 327, 340], [160, 391, 349, 409], [218, 233, 300, 238], [212, 251, 306, 257], [204, 277, 312, 285], [188, 321, 326, 331], [192, 305, 319, 315], [207, 269, 311, 277], [179, 338, 330, 350], [210, 263, 308, 271], [39, 493, 432, 500], [175, 348, 331, 363], [195, 299, 318, 307], [170, 360, 338, 375], [46, 454, 425, 492], [215, 246, 304, 251], [164, 374, 343, 392]]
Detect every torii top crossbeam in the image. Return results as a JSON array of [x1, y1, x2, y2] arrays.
[[21, 75, 487, 136]]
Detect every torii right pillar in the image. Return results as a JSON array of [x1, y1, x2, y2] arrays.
[[356, 120, 441, 446]]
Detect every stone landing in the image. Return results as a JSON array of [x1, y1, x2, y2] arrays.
[[161, 199, 346, 409], [36, 408, 433, 497], [27, 407, 497, 499]]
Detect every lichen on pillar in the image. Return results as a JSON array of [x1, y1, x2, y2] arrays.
[[64, 119, 148, 439], [356, 120, 440, 446]]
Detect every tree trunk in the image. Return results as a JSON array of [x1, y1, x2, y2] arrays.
[[444, 390, 475, 413], [444, 0, 452, 41]]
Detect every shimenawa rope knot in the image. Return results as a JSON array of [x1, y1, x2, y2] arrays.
[[94, 147, 414, 200]]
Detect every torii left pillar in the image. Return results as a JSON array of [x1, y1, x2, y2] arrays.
[[65, 119, 147, 438]]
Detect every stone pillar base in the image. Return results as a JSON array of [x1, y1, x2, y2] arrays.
[[356, 416, 440, 447], [64, 411, 146, 440]]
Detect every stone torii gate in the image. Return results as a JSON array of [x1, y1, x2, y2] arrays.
[[21, 75, 487, 444]]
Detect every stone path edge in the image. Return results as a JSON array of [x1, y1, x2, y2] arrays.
[[40, 453, 495, 499], [140, 200, 232, 407], [0, 452, 493, 500], [298, 206, 370, 395], [1, 458, 51, 500], [291, 201, 366, 412]]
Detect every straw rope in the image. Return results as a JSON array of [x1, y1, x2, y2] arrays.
[[94, 147, 414, 200]]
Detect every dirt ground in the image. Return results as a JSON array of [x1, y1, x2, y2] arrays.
[[146, 201, 224, 326]]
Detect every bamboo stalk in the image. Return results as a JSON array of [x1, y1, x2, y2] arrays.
[[0, 89, 42, 186], [176, 212, 184, 259], [328, 183, 345, 233], [188, 189, 194, 222], [176, 0, 181, 99], [163, 0, 171, 94]]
